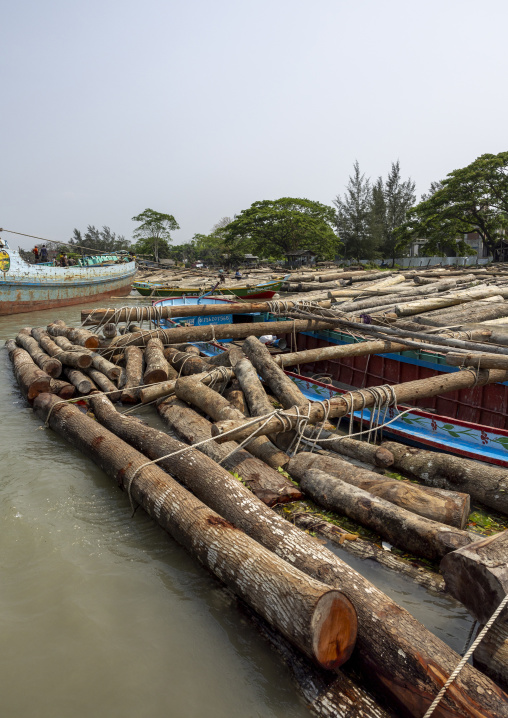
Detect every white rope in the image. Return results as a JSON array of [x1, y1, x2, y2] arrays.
[[423, 592, 508, 718]]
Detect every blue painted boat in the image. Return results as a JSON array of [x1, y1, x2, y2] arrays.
[[191, 338, 508, 468], [0, 240, 136, 315]]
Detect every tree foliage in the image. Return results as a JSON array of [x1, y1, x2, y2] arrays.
[[223, 198, 340, 260], [132, 208, 179, 262], [375, 161, 416, 263], [68, 225, 131, 254], [395, 152, 508, 258], [334, 162, 376, 260]]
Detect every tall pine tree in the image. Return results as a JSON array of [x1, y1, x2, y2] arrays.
[[334, 162, 377, 260]]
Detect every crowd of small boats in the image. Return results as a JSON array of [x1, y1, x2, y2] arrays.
[[5, 257, 508, 717]]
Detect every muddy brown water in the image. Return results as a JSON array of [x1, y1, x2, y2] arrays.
[[0, 301, 474, 717]]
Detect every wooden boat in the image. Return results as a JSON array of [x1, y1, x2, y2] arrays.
[[192, 338, 508, 468], [0, 241, 136, 315], [132, 275, 289, 299]]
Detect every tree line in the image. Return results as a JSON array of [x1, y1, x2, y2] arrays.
[[66, 151, 508, 264]]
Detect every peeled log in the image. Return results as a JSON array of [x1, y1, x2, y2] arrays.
[[288, 464, 472, 561], [5, 340, 51, 401], [34, 393, 357, 671], [143, 338, 170, 384], [158, 396, 301, 505], [446, 351, 508, 371], [121, 346, 144, 403], [70, 399, 508, 716], [290, 452, 469, 527], [381, 441, 508, 514], [175, 377, 290, 469], [15, 328, 62, 377], [440, 531, 508, 624]]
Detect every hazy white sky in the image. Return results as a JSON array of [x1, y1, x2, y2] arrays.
[[2, 0, 507, 250]]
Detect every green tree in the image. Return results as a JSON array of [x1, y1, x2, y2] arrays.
[[68, 225, 131, 254], [380, 161, 416, 264], [334, 162, 376, 261], [132, 209, 179, 262], [224, 198, 340, 261], [396, 152, 508, 259]]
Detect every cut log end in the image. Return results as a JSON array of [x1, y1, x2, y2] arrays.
[[311, 591, 358, 670]]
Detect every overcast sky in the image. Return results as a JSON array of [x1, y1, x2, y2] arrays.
[[2, 0, 507, 250]]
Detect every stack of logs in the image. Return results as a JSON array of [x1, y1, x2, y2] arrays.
[[5, 316, 508, 717]]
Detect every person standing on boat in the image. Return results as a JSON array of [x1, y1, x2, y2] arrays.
[[40, 245, 48, 262], [32, 246, 39, 263]]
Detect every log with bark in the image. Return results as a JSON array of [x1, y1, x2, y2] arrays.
[[158, 396, 301, 505], [31, 327, 93, 370], [289, 451, 470, 527], [5, 339, 51, 401], [46, 320, 99, 349], [109, 319, 338, 349], [143, 337, 170, 384], [474, 621, 508, 693], [381, 441, 508, 514], [15, 327, 62, 377], [85, 367, 122, 401], [34, 393, 357, 671], [121, 345, 144, 403], [301, 426, 394, 468], [286, 461, 472, 560], [446, 351, 508, 371], [212, 368, 508, 444], [440, 530, 508, 624], [49, 378, 76, 399], [174, 377, 290, 469], [72, 394, 508, 717], [63, 367, 97, 395]]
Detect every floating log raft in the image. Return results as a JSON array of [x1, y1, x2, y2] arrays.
[[289, 451, 470, 528], [381, 441, 508, 514], [34, 393, 357, 671]]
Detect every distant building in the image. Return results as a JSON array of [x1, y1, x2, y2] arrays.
[[244, 253, 259, 265], [284, 249, 316, 268]]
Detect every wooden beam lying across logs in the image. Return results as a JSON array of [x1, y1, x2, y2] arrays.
[[381, 441, 508, 514], [80, 299, 333, 325], [440, 530, 508, 624], [289, 451, 470, 528], [109, 319, 338, 348], [34, 393, 357, 672], [76, 394, 508, 717], [212, 368, 508, 444]]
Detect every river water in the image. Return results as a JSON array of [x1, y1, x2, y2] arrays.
[[0, 302, 474, 717]]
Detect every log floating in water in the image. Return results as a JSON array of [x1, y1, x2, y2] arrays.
[[31, 327, 92, 370], [35, 393, 357, 670], [63, 367, 97, 395], [474, 622, 508, 693], [212, 368, 508, 444], [15, 327, 62, 377], [5, 339, 51, 401], [158, 396, 301, 505], [381, 441, 508, 514], [440, 530, 508, 624], [287, 462, 472, 561], [85, 367, 122, 401], [46, 319, 99, 349], [290, 451, 470, 528]]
